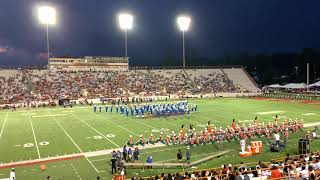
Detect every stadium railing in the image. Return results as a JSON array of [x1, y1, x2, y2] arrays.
[[129, 65, 243, 70], [262, 92, 320, 101]]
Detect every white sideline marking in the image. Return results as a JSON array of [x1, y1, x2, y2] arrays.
[[238, 120, 253, 123], [28, 112, 41, 159], [255, 111, 284, 115], [70, 113, 120, 148], [0, 113, 8, 139], [32, 114, 68, 118], [271, 115, 287, 119], [15, 106, 89, 113], [89, 110, 139, 136], [45, 110, 100, 173], [302, 113, 316, 116]]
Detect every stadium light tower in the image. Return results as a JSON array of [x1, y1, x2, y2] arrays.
[[177, 16, 191, 69], [118, 13, 133, 58], [38, 6, 56, 69]]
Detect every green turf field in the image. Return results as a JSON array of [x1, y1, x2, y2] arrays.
[[0, 97, 319, 179]]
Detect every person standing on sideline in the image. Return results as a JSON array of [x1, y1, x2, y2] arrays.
[[128, 148, 132, 162], [146, 155, 153, 168], [9, 168, 15, 180], [111, 158, 117, 174], [240, 138, 246, 153], [186, 148, 191, 163], [177, 149, 183, 162], [122, 145, 128, 161]]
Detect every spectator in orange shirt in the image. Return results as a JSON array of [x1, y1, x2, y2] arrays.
[[271, 166, 282, 179]]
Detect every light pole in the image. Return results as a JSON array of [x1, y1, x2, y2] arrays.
[[118, 13, 133, 58], [177, 16, 191, 69], [38, 6, 56, 69]]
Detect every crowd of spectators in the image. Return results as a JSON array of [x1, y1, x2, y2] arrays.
[[129, 152, 320, 180], [0, 69, 249, 105], [192, 72, 240, 94]]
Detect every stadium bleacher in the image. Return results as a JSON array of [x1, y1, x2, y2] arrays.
[[132, 152, 320, 180], [0, 67, 259, 105]]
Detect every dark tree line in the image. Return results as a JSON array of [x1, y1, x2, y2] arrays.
[[157, 48, 320, 86]]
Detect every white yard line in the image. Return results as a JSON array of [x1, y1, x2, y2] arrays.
[[28, 112, 41, 159], [71, 113, 120, 148], [89, 110, 139, 136], [0, 113, 8, 139], [45, 110, 100, 173]]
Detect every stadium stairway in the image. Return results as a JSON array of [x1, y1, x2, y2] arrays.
[[182, 69, 196, 86], [23, 71, 36, 93], [220, 68, 234, 89], [223, 67, 260, 93]]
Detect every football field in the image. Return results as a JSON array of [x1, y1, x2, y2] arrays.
[[0, 97, 320, 179]]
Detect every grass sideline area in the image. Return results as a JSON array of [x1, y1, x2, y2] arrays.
[[0, 97, 319, 179]]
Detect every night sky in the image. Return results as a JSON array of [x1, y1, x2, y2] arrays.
[[0, 0, 320, 66]]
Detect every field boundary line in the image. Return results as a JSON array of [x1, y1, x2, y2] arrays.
[[45, 110, 100, 173], [0, 143, 168, 168], [0, 154, 83, 169], [0, 113, 8, 139], [87, 109, 139, 136], [70, 113, 120, 148], [28, 112, 41, 159]]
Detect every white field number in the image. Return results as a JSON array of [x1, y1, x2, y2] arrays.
[[22, 141, 50, 148], [93, 136, 103, 140], [106, 134, 115, 138], [91, 134, 116, 139]]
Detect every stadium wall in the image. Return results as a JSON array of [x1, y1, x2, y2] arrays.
[[0, 93, 261, 108]]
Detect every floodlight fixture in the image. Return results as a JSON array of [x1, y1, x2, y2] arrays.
[[118, 13, 134, 58], [177, 16, 191, 31], [37, 5, 56, 69], [177, 15, 191, 69], [118, 13, 133, 30], [38, 6, 56, 25]]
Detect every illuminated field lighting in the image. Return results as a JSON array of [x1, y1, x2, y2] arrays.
[[37, 5, 56, 70], [38, 6, 56, 25], [118, 13, 134, 58], [177, 15, 191, 69], [118, 13, 133, 30], [177, 16, 191, 31]]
